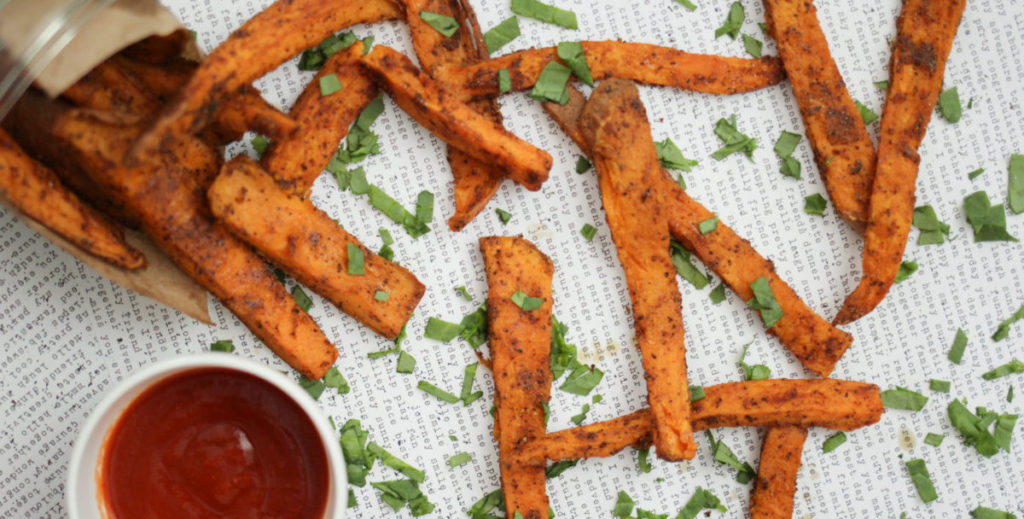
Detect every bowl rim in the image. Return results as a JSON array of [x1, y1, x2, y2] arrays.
[[66, 352, 346, 519]]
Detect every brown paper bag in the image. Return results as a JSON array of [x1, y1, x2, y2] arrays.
[[0, 0, 211, 323]]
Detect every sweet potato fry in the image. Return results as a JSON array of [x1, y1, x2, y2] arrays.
[[437, 41, 786, 98], [401, 0, 506, 231], [579, 79, 695, 461], [360, 46, 551, 191], [60, 59, 161, 116], [0, 128, 145, 269], [38, 100, 337, 379], [482, 236, 553, 519], [763, 0, 877, 233], [833, 0, 966, 325], [749, 426, 808, 519], [209, 156, 424, 338], [131, 0, 402, 159], [511, 379, 882, 465], [260, 42, 376, 196], [544, 85, 853, 377]]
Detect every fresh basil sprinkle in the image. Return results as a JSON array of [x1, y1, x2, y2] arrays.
[[210, 340, 234, 352], [968, 167, 985, 180], [964, 191, 1018, 242], [773, 131, 801, 158], [1008, 154, 1024, 214], [484, 16, 521, 54], [613, 491, 635, 517], [670, 241, 710, 289], [460, 362, 479, 404], [714, 2, 744, 39], [529, 61, 572, 104], [970, 506, 1017, 519], [497, 68, 512, 93], [324, 367, 350, 394], [656, 138, 699, 171], [417, 380, 461, 403], [416, 191, 434, 223], [570, 403, 591, 425], [580, 223, 598, 241], [854, 100, 879, 125], [981, 359, 1024, 380], [576, 155, 592, 173], [396, 351, 415, 374], [992, 305, 1024, 341], [292, 285, 313, 312], [545, 459, 578, 479], [924, 432, 944, 446], [743, 34, 762, 58], [894, 261, 918, 284], [804, 194, 827, 216], [299, 375, 325, 400], [678, 487, 727, 519], [419, 11, 459, 37], [319, 73, 343, 96], [675, 0, 698, 10], [448, 452, 472, 467], [251, 135, 269, 157], [948, 400, 999, 457], [929, 379, 951, 393], [881, 386, 928, 411], [496, 208, 513, 224], [698, 216, 719, 234], [347, 243, 366, 275], [298, 31, 357, 70], [905, 459, 938, 503], [424, 317, 462, 342], [510, 0, 578, 29], [738, 342, 771, 380], [938, 86, 962, 123], [874, 80, 889, 90], [746, 277, 784, 328], [711, 115, 757, 160], [636, 447, 652, 473], [706, 431, 756, 483], [556, 41, 594, 86], [822, 432, 847, 453], [913, 205, 951, 245], [454, 286, 472, 301], [709, 282, 727, 304], [511, 289, 543, 311], [949, 328, 968, 363], [690, 385, 706, 402], [374, 290, 390, 302], [559, 364, 603, 395], [361, 36, 374, 54]]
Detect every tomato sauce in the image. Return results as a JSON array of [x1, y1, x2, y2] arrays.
[[99, 368, 329, 519]]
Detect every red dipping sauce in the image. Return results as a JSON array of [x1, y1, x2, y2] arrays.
[[98, 368, 329, 519]]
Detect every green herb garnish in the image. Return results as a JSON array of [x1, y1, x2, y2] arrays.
[[576, 155, 592, 173], [711, 115, 757, 160], [484, 16, 521, 54], [746, 276, 784, 328], [1009, 154, 1024, 214], [738, 342, 770, 380], [511, 290, 544, 311], [292, 285, 313, 312], [417, 380, 461, 403], [319, 73, 343, 96], [210, 340, 234, 352], [881, 387, 928, 411], [855, 100, 878, 125], [709, 283, 726, 304], [969, 167, 985, 180], [924, 432, 944, 446], [822, 432, 847, 453], [938, 86, 962, 123], [913, 205, 951, 245], [613, 491, 635, 517], [511, 0, 578, 29], [964, 191, 1018, 242], [894, 261, 918, 284], [714, 2, 744, 39], [656, 138, 699, 172], [529, 61, 572, 104], [299, 375, 325, 400], [677, 487, 727, 519], [448, 452, 472, 467], [982, 359, 1024, 380], [396, 351, 415, 374], [949, 328, 968, 363], [670, 241, 710, 289], [930, 379, 951, 393], [698, 216, 719, 234], [251, 135, 269, 157], [905, 459, 938, 503], [496, 207, 513, 224], [498, 68, 512, 93], [690, 385, 705, 402], [580, 223, 598, 241], [424, 317, 462, 342], [556, 41, 593, 86], [804, 194, 827, 216], [454, 286, 472, 301], [992, 305, 1024, 342], [419, 11, 459, 37], [743, 34, 762, 58]]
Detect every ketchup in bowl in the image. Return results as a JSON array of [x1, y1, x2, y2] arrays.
[[97, 367, 329, 519]]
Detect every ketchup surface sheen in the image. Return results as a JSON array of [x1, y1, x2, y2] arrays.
[[100, 368, 329, 519]]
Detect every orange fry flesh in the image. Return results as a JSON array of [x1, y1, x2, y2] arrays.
[[834, 0, 966, 325], [208, 156, 424, 339], [764, 0, 877, 232], [482, 236, 553, 519], [750, 426, 808, 519], [438, 41, 786, 98], [360, 45, 551, 191], [579, 79, 695, 461]]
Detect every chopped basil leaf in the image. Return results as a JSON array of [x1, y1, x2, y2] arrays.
[[424, 317, 462, 342], [738, 343, 771, 381], [210, 339, 234, 352], [529, 61, 572, 104], [542, 401, 550, 426], [559, 365, 603, 395], [780, 156, 802, 179], [319, 73, 343, 96], [636, 509, 666, 519], [498, 68, 512, 93], [576, 155, 592, 173], [670, 241, 710, 289], [913, 205, 951, 245], [1009, 154, 1024, 214], [676, 173, 687, 190], [690, 385, 706, 402], [419, 11, 459, 37], [468, 489, 504, 517], [348, 167, 370, 195], [746, 276, 784, 328], [448, 452, 472, 467], [374, 290, 389, 302], [367, 442, 427, 481], [905, 459, 937, 503], [557, 41, 594, 86], [336, 95, 384, 164], [656, 138, 699, 171], [854, 100, 878, 125], [511, 289, 544, 311], [678, 487, 727, 519], [454, 285, 472, 301], [804, 193, 827, 216], [924, 432, 944, 446], [758, 21, 768, 33], [675, 0, 698, 10], [460, 362, 479, 403], [550, 315, 578, 380], [994, 414, 1017, 452], [251, 134, 270, 157], [570, 403, 590, 425], [496, 208, 513, 224], [948, 399, 999, 457], [637, 447, 652, 473], [378, 244, 394, 261], [969, 167, 985, 180], [417, 380, 461, 403], [711, 115, 757, 160], [742, 34, 762, 58], [580, 223, 598, 241], [714, 2, 744, 39], [379, 228, 394, 246], [698, 216, 719, 234], [1009, 385, 1015, 403], [874, 80, 889, 90], [894, 261, 918, 284], [709, 282, 727, 304], [971, 506, 1017, 519], [459, 305, 488, 348], [366, 185, 430, 238], [361, 36, 374, 54], [773, 131, 801, 158], [484, 16, 520, 54], [706, 431, 756, 483], [545, 459, 578, 479], [822, 432, 847, 453], [982, 359, 1024, 380], [292, 285, 313, 312], [929, 379, 951, 393], [324, 366, 351, 394], [964, 191, 1018, 242], [367, 345, 400, 359], [937, 86, 962, 123], [298, 31, 357, 70], [992, 305, 1024, 341], [510, 0, 578, 29], [299, 375, 325, 400], [346, 243, 366, 275], [396, 350, 416, 374], [416, 190, 434, 223], [371, 479, 434, 516], [881, 386, 928, 411], [613, 491, 635, 517], [948, 328, 968, 363]]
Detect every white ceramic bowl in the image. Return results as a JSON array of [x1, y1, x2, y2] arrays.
[[66, 353, 346, 519]]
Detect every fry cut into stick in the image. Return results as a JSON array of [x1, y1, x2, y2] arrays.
[[438, 41, 786, 98], [209, 156, 425, 339], [360, 45, 551, 191], [749, 426, 808, 519], [0, 128, 145, 270], [482, 236, 553, 519], [763, 0, 877, 232], [543, 85, 852, 377], [260, 42, 377, 196], [512, 379, 882, 465], [833, 0, 966, 325], [579, 79, 695, 461], [132, 0, 402, 159]]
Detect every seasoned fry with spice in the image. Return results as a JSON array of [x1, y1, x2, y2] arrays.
[[0, 128, 145, 270], [209, 156, 424, 338], [438, 41, 786, 98], [482, 236, 553, 519], [579, 79, 695, 461], [750, 426, 808, 519], [834, 0, 966, 325], [360, 45, 551, 191]]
